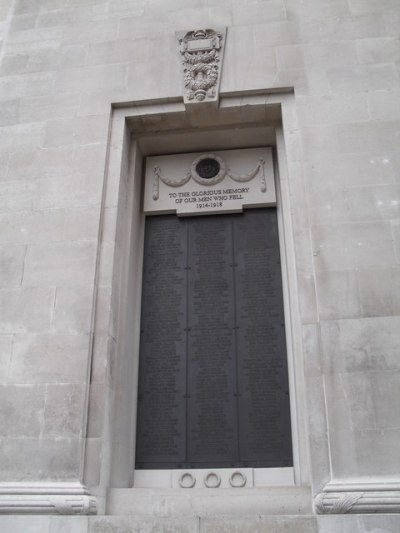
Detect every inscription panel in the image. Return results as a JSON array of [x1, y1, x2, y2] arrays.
[[187, 216, 237, 467], [235, 209, 292, 467], [135, 216, 187, 468], [135, 210, 292, 470]]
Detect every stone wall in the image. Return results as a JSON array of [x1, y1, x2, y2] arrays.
[[0, 0, 399, 531]]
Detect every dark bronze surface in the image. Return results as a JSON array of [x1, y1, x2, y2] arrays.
[[195, 157, 220, 179], [135, 209, 292, 469]]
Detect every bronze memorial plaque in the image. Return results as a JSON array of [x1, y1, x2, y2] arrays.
[[135, 209, 292, 469]]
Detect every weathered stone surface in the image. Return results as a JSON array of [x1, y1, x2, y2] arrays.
[[0, 0, 399, 530]]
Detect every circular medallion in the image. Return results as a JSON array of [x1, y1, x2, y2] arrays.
[[190, 153, 226, 186], [229, 471, 247, 488], [204, 472, 221, 488], [178, 472, 196, 488]]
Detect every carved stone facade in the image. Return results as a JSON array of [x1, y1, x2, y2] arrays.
[[176, 28, 226, 107], [0, 0, 400, 532]]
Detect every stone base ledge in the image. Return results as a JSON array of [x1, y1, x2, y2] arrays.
[[315, 481, 400, 514], [0, 483, 97, 515]]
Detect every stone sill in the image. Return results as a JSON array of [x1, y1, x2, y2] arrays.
[[106, 486, 312, 517]]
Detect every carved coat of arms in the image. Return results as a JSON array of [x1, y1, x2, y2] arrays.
[[176, 28, 226, 107]]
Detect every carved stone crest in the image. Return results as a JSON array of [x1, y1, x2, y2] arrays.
[[176, 28, 226, 107]]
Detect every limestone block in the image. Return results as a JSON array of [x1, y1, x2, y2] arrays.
[[0, 99, 19, 126], [297, 273, 318, 325], [37, 144, 105, 179], [118, 18, 162, 40], [100, 207, 118, 244], [294, 228, 314, 273], [86, 383, 106, 438], [304, 153, 396, 191], [324, 371, 376, 432], [0, 516, 51, 533], [372, 371, 400, 428], [0, 153, 8, 178], [338, 121, 400, 154], [0, 245, 25, 287], [316, 515, 362, 533], [54, 64, 127, 96], [9, 13, 38, 33], [0, 122, 45, 153], [0, 180, 36, 213], [22, 242, 97, 287], [126, 42, 180, 100], [0, 335, 12, 378], [252, 20, 300, 47], [43, 384, 86, 438], [9, 332, 90, 384], [35, 6, 96, 29], [306, 185, 351, 228], [20, 71, 55, 98], [89, 334, 111, 385], [52, 286, 93, 334], [357, 268, 400, 317], [285, 0, 350, 21], [312, 221, 397, 270], [304, 373, 330, 459], [346, 183, 400, 222], [315, 270, 360, 320], [276, 42, 357, 72], [160, 6, 232, 29], [301, 125, 339, 159], [367, 90, 400, 121], [200, 516, 317, 533], [232, 1, 286, 25], [86, 38, 145, 66], [392, 219, 400, 263], [13, 0, 61, 16], [348, 0, 399, 15], [49, 516, 89, 533], [0, 209, 97, 245], [43, 115, 110, 148], [302, 324, 322, 377], [0, 76, 24, 101], [93, 287, 112, 335], [357, 36, 400, 64], [296, 94, 369, 125], [0, 437, 81, 482], [327, 64, 399, 93], [0, 287, 54, 334], [79, 89, 129, 115], [330, 427, 400, 478], [83, 438, 102, 487], [61, 20, 118, 46], [0, 54, 29, 76], [63, 209, 100, 243], [89, 516, 198, 533], [19, 93, 80, 122], [309, 11, 397, 41], [0, 385, 45, 437], [5, 149, 40, 180], [320, 316, 400, 374], [359, 515, 400, 532], [221, 26, 277, 92], [25, 45, 87, 73]]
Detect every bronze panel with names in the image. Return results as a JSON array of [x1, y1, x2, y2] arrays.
[[135, 216, 187, 468], [135, 209, 292, 469]]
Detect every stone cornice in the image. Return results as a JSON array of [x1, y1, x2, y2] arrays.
[[0, 483, 97, 515]]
